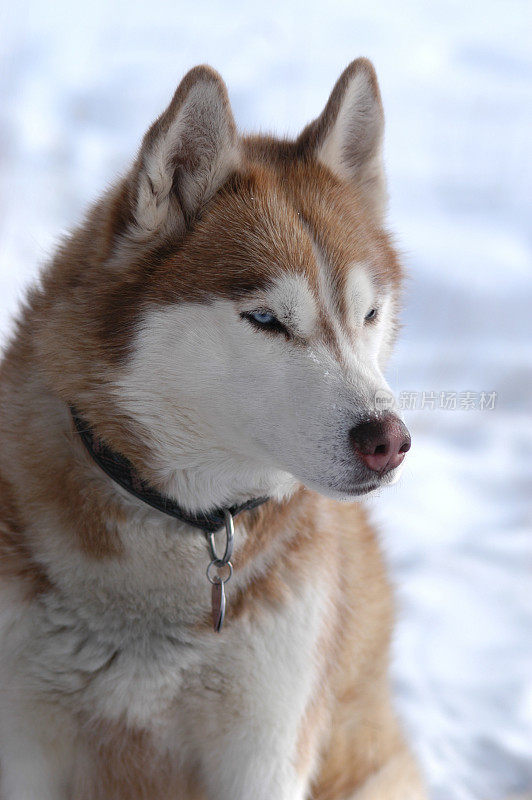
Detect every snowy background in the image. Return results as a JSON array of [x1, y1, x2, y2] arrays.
[[1, 1, 531, 797]]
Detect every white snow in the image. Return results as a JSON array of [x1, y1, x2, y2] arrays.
[[1, 1, 531, 797]]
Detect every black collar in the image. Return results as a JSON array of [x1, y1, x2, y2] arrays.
[[70, 407, 268, 534]]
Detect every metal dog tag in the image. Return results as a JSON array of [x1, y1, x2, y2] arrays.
[[211, 580, 226, 633], [206, 511, 234, 634]]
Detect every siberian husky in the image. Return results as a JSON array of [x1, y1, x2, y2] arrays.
[[0, 59, 426, 799]]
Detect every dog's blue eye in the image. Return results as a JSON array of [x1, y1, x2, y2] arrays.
[[241, 310, 289, 336], [364, 308, 378, 323], [251, 310, 275, 325]]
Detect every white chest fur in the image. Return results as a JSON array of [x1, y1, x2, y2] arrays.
[[3, 507, 328, 778]]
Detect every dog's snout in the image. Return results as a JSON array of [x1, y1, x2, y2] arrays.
[[350, 413, 411, 473]]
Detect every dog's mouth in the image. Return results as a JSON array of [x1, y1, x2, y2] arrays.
[[332, 479, 383, 498], [349, 481, 382, 496], [306, 460, 405, 500], [348, 462, 405, 496], [299, 473, 383, 502]]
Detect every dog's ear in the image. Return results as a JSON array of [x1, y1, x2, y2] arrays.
[[131, 65, 239, 236], [299, 59, 386, 216]]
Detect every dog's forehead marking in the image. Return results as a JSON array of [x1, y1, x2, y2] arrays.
[[309, 240, 378, 353], [345, 264, 376, 318], [261, 235, 379, 361], [263, 274, 318, 339]]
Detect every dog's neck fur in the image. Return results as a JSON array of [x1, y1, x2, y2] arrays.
[[69, 406, 269, 535]]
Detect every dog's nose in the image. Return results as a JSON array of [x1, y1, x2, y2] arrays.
[[350, 413, 411, 473]]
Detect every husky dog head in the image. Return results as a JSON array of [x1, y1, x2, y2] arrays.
[[38, 60, 410, 513]]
